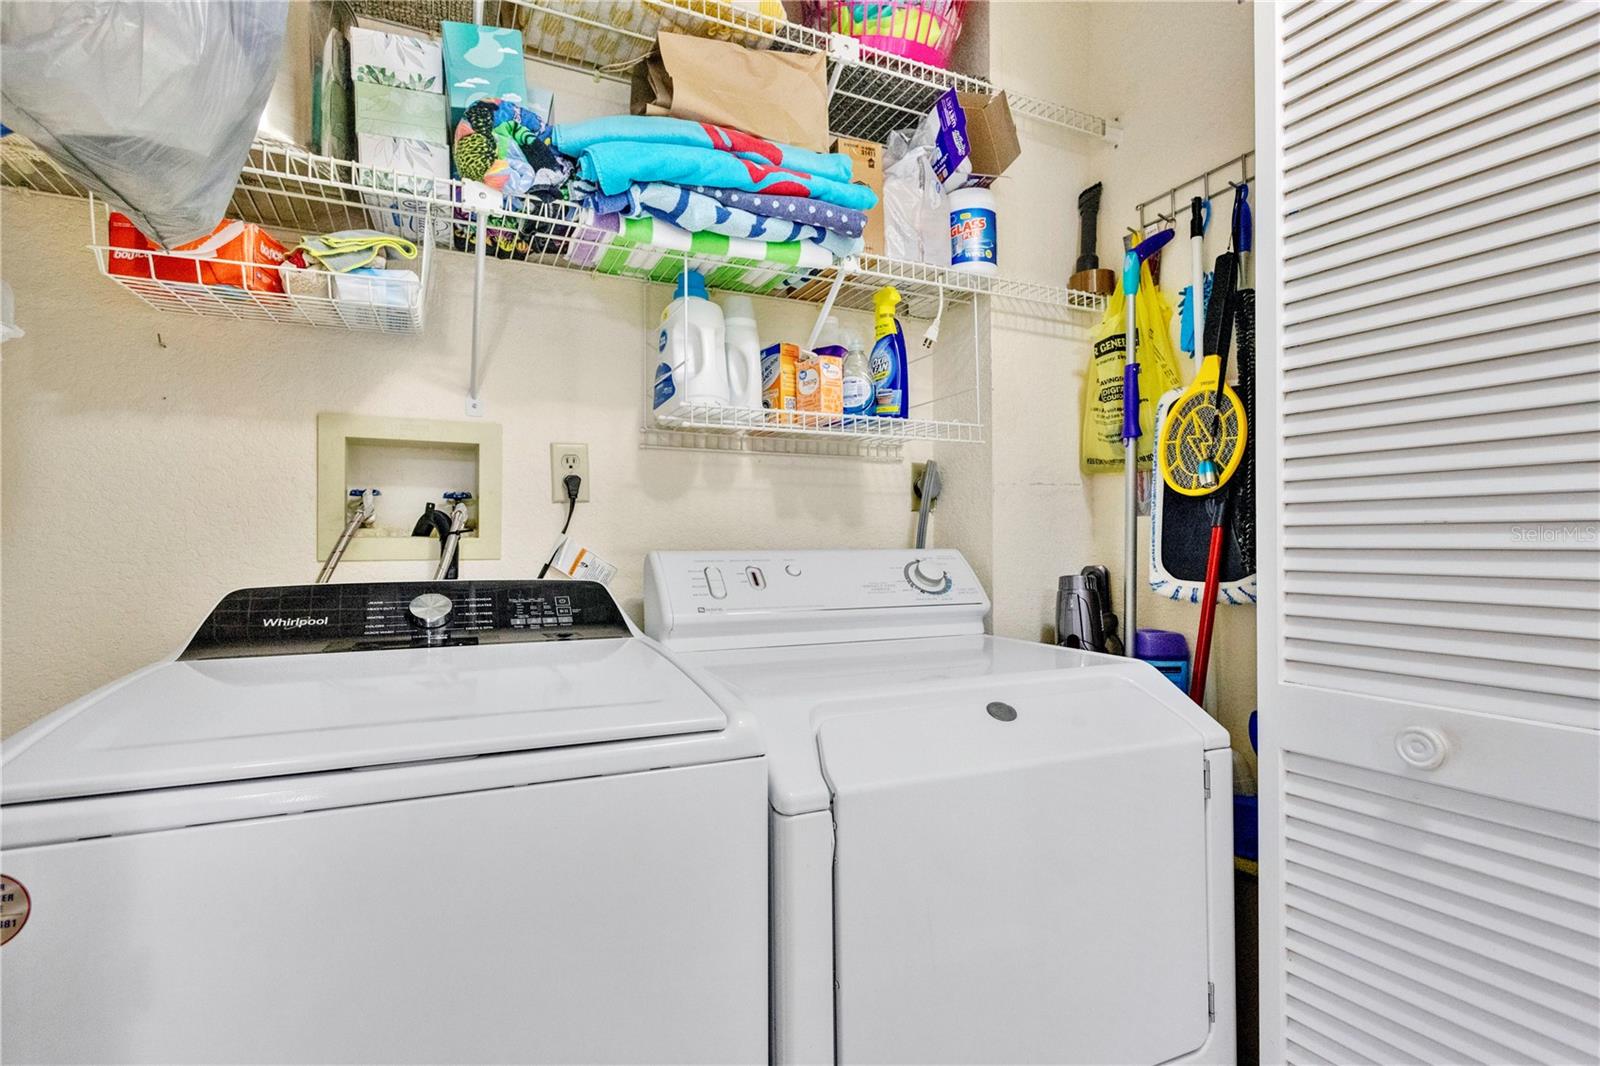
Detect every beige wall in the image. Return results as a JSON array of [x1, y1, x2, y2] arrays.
[[0, 1, 1256, 747], [1079, 0, 1259, 764]]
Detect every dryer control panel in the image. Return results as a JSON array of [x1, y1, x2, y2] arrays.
[[179, 580, 630, 660], [644, 550, 990, 651]]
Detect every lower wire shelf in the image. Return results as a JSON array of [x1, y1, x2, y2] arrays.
[[644, 403, 981, 461]]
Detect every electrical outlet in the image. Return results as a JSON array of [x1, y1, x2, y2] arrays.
[[550, 443, 591, 502]]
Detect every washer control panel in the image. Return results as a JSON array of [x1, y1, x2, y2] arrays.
[[644, 549, 990, 649], [179, 581, 629, 660]]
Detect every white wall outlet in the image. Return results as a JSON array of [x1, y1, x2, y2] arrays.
[[550, 443, 591, 502]]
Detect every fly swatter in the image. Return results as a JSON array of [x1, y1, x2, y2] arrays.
[[1160, 253, 1246, 496]]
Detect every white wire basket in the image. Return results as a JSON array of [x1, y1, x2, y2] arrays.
[[80, 147, 442, 335]]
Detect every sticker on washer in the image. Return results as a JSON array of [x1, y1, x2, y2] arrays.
[[0, 876, 30, 945]]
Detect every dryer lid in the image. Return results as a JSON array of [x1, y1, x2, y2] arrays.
[[2, 638, 728, 804], [819, 682, 1213, 1064]]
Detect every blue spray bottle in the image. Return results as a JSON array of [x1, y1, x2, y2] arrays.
[[870, 286, 908, 418]]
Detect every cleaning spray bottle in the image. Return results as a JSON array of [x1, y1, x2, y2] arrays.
[[870, 286, 908, 418]]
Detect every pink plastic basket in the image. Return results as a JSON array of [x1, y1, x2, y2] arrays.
[[815, 1, 968, 70]]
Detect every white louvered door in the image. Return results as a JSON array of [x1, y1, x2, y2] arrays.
[[1255, 2, 1600, 1064]]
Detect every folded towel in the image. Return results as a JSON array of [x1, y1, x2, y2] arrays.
[[567, 213, 830, 294], [295, 230, 418, 273], [685, 185, 866, 239], [573, 141, 878, 212], [596, 184, 862, 257], [553, 116, 852, 185]]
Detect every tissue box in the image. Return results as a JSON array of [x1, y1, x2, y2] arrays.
[[350, 25, 443, 94], [443, 22, 527, 132], [356, 135, 450, 244], [353, 81, 447, 143]]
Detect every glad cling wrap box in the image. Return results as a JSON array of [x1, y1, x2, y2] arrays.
[[107, 213, 288, 294]]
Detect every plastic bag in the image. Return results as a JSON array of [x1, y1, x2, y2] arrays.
[[1080, 259, 1182, 475], [1, 1, 288, 247], [883, 127, 947, 264]]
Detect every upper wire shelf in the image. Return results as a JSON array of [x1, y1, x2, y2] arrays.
[[2, 135, 1102, 322], [340, 0, 1115, 145]]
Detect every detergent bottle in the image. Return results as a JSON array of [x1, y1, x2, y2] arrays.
[[720, 294, 762, 409], [841, 329, 874, 421], [653, 270, 728, 423], [869, 286, 908, 418]]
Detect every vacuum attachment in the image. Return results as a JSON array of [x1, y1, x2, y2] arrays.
[[1069, 182, 1116, 295]]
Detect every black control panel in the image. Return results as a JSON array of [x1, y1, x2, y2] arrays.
[[179, 581, 630, 660]]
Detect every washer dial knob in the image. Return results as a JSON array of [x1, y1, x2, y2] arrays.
[[905, 559, 952, 594], [408, 592, 454, 629]]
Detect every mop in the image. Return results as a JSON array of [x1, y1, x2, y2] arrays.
[[1119, 229, 1175, 653]]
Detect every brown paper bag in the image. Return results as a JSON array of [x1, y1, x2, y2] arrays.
[[631, 31, 830, 152]]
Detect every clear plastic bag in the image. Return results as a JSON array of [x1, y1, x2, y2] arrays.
[[1, 0, 289, 247]]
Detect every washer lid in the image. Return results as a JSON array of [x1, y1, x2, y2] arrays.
[[2, 638, 727, 804]]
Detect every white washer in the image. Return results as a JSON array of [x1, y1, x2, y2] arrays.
[[646, 549, 1236, 1066], [1, 580, 766, 1065]]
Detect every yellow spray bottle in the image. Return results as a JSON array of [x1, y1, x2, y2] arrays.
[[869, 286, 907, 418]]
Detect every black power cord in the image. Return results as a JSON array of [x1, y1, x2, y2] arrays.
[[538, 474, 582, 579]]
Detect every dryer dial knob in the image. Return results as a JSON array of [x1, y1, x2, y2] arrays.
[[906, 559, 952, 594], [408, 592, 454, 629]]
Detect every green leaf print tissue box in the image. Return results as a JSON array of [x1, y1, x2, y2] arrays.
[[350, 27, 443, 95]]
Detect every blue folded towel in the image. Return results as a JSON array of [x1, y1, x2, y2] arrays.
[[574, 140, 878, 212], [553, 116, 853, 184]]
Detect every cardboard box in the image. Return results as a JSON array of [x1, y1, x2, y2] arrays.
[[762, 342, 800, 413], [832, 136, 885, 256], [955, 90, 1021, 178], [796, 349, 843, 417]]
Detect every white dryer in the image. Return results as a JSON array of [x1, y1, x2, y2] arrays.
[[1, 580, 767, 1065], [646, 549, 1236, 1066]]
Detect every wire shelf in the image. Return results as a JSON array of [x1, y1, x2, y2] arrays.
[[340, 0, 1110, 146], [5, 135, 1101, 329], [654, 403, 982, 441], [80, 154, 439, 335], [0, 134, 89, 198], [1008, 93, 1116, 141], [641, 426, 911, 461]]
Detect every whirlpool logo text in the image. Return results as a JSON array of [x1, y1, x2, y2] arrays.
[[261, 617, 331, 629]]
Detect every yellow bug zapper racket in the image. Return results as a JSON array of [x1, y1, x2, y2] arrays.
[[1160, 253, 1246, 496], [1157, 252, 1246, 705]]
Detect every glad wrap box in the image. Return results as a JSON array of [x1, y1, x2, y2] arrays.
[[107, 213, 288, 293]]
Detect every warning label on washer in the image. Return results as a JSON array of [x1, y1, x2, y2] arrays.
[[1, 876, 30, 945]]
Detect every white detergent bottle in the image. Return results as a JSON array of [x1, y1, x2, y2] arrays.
[[653, 270, 728, 423], [720, 294, 762, 410]]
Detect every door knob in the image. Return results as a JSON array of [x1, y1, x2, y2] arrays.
[[1395, 726, 1448, 770]]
